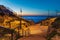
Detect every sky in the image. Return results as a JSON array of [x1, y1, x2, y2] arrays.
[[0, 0, 60, 15]]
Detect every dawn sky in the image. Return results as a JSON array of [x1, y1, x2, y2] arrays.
[[0, 0, 60, 15]]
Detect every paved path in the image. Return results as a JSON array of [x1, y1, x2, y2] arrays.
[[18, 35, 46, 40]]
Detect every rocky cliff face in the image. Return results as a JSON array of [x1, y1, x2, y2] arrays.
[[0, 5, 33, 37], [0, 5, 32, 28], [0, 5, 16, 17]]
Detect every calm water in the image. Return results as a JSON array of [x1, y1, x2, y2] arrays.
[[22, 16, 48, 23]]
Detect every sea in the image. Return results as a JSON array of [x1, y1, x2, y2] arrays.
[[22, 15, 48, 23]]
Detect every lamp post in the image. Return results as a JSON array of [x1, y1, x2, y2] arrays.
[[17, 8, 22, 40], [48, 10, 49, 18], [56, 10, 58, 17]]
